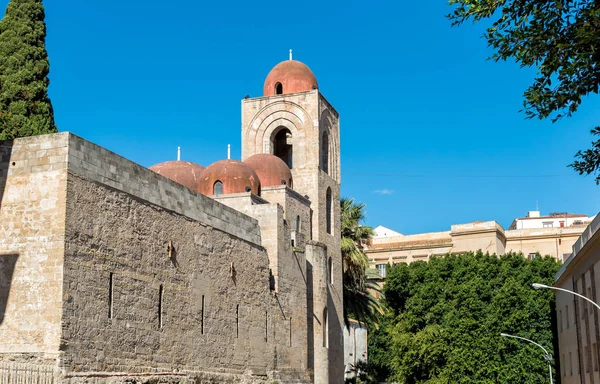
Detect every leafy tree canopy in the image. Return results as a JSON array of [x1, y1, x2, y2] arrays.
[[368, 252, 561, 383], [0, 0, 56, 140], [447, 0, 600, 183]]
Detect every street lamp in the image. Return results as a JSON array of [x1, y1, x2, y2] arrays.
[[500, 332, 553, 384], [532, 283, 600, 312]]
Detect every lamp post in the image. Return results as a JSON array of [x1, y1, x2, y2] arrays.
[[532, 283, 600, 312], [500, 332, 553, 384]]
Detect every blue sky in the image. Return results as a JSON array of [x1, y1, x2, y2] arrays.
[[12, 0, 600, 234]]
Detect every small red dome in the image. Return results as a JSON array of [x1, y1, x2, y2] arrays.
[[197, 159, 261, 196], [149, 161, 205, 191], [264, 60, 318, 96], [244, 154, 293, 188]]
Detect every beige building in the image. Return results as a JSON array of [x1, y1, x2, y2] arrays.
[[554, 214, 600, 384], [366, 212, 594, 280], [0, 58, 343, 383]]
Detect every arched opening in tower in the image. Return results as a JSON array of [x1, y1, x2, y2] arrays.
[[274, 128, 293, 169], [275, 82, 283, 95], [321, 131, 329, 174]]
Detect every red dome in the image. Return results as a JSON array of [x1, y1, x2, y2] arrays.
[[244, 154, 293, 188], [264, 60, 318, 96], [197, 159, 261, 196], [149, 161, 205, 191]]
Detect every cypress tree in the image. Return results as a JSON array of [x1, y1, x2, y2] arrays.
[[0, 0, 56, 140]]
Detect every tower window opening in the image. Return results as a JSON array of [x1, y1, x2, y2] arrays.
[[323, 307, 328, 348], [321, 131, 329, 174], [296, 215, 301, 232], [275, 82, 283, 95], [328, 257, 333, 284], [273, 128, 293, 169], [213, 180, 223, 195], [236, 304, 239, 338], [326, 187, 332, 234]]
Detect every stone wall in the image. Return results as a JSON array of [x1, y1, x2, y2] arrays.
[[0, 132, 312, 383], [62, 173, 301, 377], [0, 134, 68, 358]]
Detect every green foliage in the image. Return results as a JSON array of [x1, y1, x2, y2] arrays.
[[0, 0, 56, 140], [340, 198, 383, 327], [368, 251, 561, 383], [571, 126, 600, 184], [447, 0, 600, 182]]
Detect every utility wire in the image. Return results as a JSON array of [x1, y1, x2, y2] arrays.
[[345, 173, 575, 178]]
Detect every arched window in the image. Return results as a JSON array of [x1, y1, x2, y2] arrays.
[[321, 131, 329, 174], [213, 180, 223, 195], [326, 187, 332, 234], [274, 128, 293, 168], [275, 82, 283, 95], [296, 215, 301, 232], [322, 307, 328, 348], [328, 257, 333, 284]]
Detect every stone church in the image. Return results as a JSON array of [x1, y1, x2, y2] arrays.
[[0, 58, 344, 383]]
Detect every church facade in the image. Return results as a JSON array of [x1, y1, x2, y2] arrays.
[[0, 59, 344, 383]]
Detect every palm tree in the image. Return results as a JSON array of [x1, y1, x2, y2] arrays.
[[341, 198, 383, 327]]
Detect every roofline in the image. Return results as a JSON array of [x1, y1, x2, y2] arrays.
[[555, 212, 600, 283]]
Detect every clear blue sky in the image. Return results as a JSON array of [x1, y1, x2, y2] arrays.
[[13, 0, 600, 234]]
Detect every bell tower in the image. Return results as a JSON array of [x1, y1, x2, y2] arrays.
[[241, 57, 343, 383]]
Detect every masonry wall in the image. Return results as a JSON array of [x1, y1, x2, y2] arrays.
[[62, 173, 301, 377], [0, 134, 68, 360]]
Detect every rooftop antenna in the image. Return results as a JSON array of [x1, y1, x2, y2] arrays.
[[227, 144, 231, 160], [289, 49, 292, 60], [177, 146, 181, 161]]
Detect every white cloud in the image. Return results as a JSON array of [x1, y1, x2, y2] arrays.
[[373, 189, 394, 195]]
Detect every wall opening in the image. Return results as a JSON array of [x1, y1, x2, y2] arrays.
[[108, 272, 114, 319], [269, 269, 276, 291], [273, 128, 293, 169], [323, 307, 328, 348], [328, 257, 333, 284], [236, 304, 239, 338], [326, 187, 332, 234], [201, 295, 205, 334], [296, 215, 301, 232], [321, 131, 329, 174], [289, 317, 292, 347], [158, 284, 164, 329], [213, 180, 223, 195], [265, 311, 269, 342], [275, 82, 283, 95]]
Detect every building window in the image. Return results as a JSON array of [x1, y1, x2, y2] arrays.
[[559, 310, 563, 332], [377, 264, 387, 278], [326, 187, 332, 234], [328, 257, 333, 284], [528, 253, 538, 260], [296, 215, 301, 232], [586, 346, 591, 373], [570, 351, 573, 376], [566, 305, 569, 328], [543, 221, 553, 228], [213, 180, 223, 195], [273, 128, 293, 168], [275, 82, 283, 95], [321, 131, 329, 174]]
